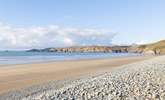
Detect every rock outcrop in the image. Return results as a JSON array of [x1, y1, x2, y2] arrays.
[[27, 40, 165, 55], [143, 50, 155, 55], [27, 46, 130, 53], [133, 40, 165, 55]]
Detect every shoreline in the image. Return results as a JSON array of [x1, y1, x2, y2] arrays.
[[0, 52, 141, 67], [21, 55, 165, 100], [0, 55, 153, 95]]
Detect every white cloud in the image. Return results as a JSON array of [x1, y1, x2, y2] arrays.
[[0, 23, 116, 50]]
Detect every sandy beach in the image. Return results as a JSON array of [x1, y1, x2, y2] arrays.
[[0, 56, 152, 95], [20, 55, 165, 100]]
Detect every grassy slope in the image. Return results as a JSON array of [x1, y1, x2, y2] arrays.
[[139, 40, 165, 54]]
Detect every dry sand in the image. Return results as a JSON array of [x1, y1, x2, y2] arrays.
[[0, 56, 152, 95]]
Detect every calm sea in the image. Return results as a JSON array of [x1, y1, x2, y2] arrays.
[[0, 51, 141, 65]]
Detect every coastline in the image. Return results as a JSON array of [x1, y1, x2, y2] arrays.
[[0, 53, 142, 67], [0, 55, 153, 95], [0, 52, 140, 66], [20, 55, 165, 100]]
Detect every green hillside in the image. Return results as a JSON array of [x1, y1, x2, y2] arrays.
[[140, 40, 165, 54]]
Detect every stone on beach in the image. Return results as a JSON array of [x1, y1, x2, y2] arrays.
[[21, 56, 165, 100], [1, 56, 165, 100]]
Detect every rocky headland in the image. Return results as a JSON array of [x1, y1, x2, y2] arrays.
[[27, 40, 165, 55], [27, 46, 129, 53]]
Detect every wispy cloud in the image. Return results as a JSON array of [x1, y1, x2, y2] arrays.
[[0, 23, 117, 49]]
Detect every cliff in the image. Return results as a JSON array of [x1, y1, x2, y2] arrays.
[[128, 40, 165, 55], [27, 40, 165, 55], [27, 46, 129, 53], [140, 40, 165, 54]]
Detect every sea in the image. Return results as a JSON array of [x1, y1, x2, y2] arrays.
[[0, 51, 141, 65]]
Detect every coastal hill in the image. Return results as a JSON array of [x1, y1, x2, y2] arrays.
[[27, 46, 129, 53], [129, 40, 165, 55], [27, 40, 165, 55], [141, 40, 165, 54]]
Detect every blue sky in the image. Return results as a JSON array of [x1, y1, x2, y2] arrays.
[[0, 0, 165, 49]]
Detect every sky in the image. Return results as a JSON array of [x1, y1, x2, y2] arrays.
[[0, 0, 165, 49]]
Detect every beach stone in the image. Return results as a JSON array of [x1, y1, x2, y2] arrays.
[[1, 56, 165, 100]]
